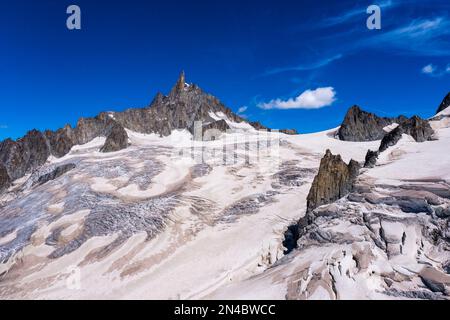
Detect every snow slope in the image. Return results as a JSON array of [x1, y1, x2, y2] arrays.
[[0, 116, 448, 300]]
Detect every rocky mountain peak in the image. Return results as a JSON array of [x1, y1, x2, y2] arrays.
[[338, 105, 401, 141], [170, 70, 187, 96], [306, 149, 360, 212], [436, 92, 450, 114]]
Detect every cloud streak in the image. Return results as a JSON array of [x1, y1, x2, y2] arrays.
[[258, 87, 336, 110], [421, 63, 450, 77], [263, 54, 342, 76], [320, 0, 395, 27], [237, 106, 247, 114], [422, 64, 436, 74], [361, 17, 450, 56]]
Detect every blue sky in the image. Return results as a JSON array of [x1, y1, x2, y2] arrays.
[[0, 0, 449, 139]]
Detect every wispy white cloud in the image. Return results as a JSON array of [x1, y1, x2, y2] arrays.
[[321, 0, 394, 27], [422, 64, 436, 74], [421, 63, 450, 77], [258, 87, 336, 110], [362, 17, 450, 56], [263, 54, 342, 76], [237, 106, 247, 114]]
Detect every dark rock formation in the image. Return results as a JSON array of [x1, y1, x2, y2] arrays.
[[0, 72, 261, 192], [436, 92, 450, 114], [45, 125, 75, 158], [72, 114, 116, 145], [100, 123, 129, 153], [380, 116, 434, 152], [280, 129, 298, 135], [0, 163, 11, 192], [379, 126, 404, 152], [306, 150, 360, 212], [19, 130, 51, 173], [249, 121, 268, 131], [338, 106, 402, 141], [0, 138, 27, 180], [0, 130, 51, 181], [200, 120, 231, 141], [249, 121, 297, 134], [112, 72, 247, 137], [364, 149, 379, 168], [33, 163, 76, 187], [338, 105, 409, 142], [401, 116, 434, 142]]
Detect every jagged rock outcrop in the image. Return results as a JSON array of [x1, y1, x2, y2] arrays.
[[248, 121, 297, 135], [0, 163, 11, 192], [401, 116, 435, 142], [100, 123, 129, 153], [19, 130, 51, 173], [33, 163, 76, 187], [306, 150, 360, 212], [249, 121, 268, 131], [436, 92, 450, 114], [379, 126, 404, 152], [379, 116, 434, 152], [72, 114, 116, 145], [0, 130, 51, 181], [0, 72, 261, 192], [338, 105, 406, 141], [280, 129, 298, 135], [198, 120, 231, 141], [364, 149, 379, 168], [112, 72, 247, 137], [0, 138, 27, 180], [45, 125, 75, 158], [364, 115, 434, 167]]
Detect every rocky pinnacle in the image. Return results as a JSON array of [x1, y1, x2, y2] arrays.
[[306, 149, 360, 212]]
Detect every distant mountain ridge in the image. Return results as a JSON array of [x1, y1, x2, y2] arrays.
[[0, 72, 275, 190]]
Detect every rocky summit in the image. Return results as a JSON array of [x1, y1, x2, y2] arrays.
[[338, 105, 406, 142], [100, 123, 129, 153], [306, 149, 360, 212], [0, 72, 270, 193]]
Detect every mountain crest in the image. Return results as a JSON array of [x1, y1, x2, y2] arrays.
[[170, 70, 187, 96], [436, 92, 450, 114]]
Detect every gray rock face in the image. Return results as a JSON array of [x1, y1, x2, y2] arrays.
[[100, 123, 129, 153], [0, 163, 11, 192], [33, 163, 76, 187], [436, 92, 450, 114], [72, 114, 115, 145], [0, 139, 27, 180], [19, 130, 51, 173], [364, 116, 435, 167], [379, 126, 404, 153], [0, 72, 258, 192], [249, 121, 268, 131], [338, 105, 403, 141], [364, 149, 379, 168], [338, 106, 392, 141], [45, 125, 75, 158], [280, 129, 298, 135], [0, 130, 51, 181], [401, 116, 435, 142], [112, 72, 246, 137], [199, 120, 231, 141], [306, 150, 360, 212], [380, 116, 434, 152]]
